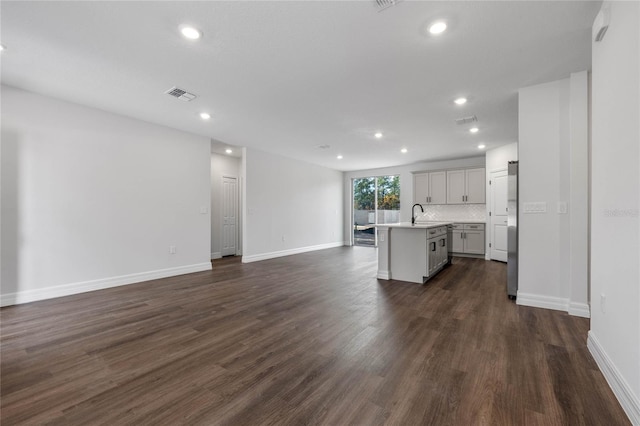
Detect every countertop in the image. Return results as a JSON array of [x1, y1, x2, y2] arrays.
[[377, 221, 452, 229]]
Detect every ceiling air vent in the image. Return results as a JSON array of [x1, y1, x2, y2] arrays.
[[455, 115, 478, 125], [165, 86, 197, 102], [375, 0, 403, 12]]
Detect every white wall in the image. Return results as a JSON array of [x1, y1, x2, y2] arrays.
[[588, 2, 640, 423], [343, 157, 485, 244], [210, 152, 241, 259], [485, 143, 518, 174], [517, 72, 590, 318], [242, 148, 344, 262], [0, 86, 211, 306], [485, 143, 518, 257]]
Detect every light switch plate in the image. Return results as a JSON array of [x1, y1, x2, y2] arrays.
[[523, 202, 547, 213], [557, 202, 568, 214]]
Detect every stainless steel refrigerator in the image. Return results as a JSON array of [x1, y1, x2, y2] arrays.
[[507, 161, 518, 299]]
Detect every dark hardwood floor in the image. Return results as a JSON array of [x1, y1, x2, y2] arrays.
[[1, 247, 630, 425]]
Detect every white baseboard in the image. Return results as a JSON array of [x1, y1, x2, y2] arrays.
[[588, 332, 639, 425], [377, 270, 390, 280], [241, 242, 344, 263], [568, 301, 591, 318], [516, 292, 568, 312], [0, 262, 212, 307], [211, 252, 222, 259], [517, 293, 591, 318]]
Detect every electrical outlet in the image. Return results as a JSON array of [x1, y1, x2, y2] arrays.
[[379, 233, 385, 242], [600, 293, 606, 313], [169, 245, 176, 254], [281, 235, 285, 242], [200, 206, 208, 214]]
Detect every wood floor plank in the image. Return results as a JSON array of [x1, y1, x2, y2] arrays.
[[0, 248, 631, 425]]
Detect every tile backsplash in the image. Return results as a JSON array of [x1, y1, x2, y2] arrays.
[[416, 204, 486, 222]]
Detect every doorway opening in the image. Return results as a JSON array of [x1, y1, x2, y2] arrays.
[[353, 175, 400, 247]]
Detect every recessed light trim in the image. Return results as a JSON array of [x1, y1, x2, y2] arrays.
[[0, 44, 6, 52], [180, 26, 202, 40], [337, 155, 343, 160], [199, 112, 211, 120], [469, 127, 479, 133], [401, 148, 408, 153], [225, 148, 233, 154], [374, 132, 383, 139], [429, 21, 447, 35], [454, 97, 467, 105], [478, 144, 486, 149]]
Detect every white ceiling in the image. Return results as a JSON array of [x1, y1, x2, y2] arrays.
[[1, 1, 600, 171]]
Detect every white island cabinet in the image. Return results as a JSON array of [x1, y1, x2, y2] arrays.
[[377, 222, 451, 284]]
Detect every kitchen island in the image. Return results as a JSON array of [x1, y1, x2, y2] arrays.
[[376, 222, 452, 284]]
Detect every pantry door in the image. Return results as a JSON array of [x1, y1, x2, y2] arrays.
[[222, 176, 238, 256]]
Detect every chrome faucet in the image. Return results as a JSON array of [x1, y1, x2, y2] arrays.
[[411, 203, 424, 225]]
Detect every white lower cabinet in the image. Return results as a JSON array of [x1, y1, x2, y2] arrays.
[[451, 223, 485, 255]]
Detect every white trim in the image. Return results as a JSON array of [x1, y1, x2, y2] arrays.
[[377, 270, 391, 280], [0, 262, 212, 307], [516, 292, 568, 312], [517, 293, 592, 318], [241, 242, 344, 263], [211, 252, 222, 259], [587, 332, 639, 425], [568, 301, 591, 318]]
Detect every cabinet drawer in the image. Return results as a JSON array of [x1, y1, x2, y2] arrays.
[[427, 226, 447, 236], [451, 224, 464, 230], [463, 223, 485, 230]]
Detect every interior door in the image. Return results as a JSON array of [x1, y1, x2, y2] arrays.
[[490, 169, 508, 262], [222, 176, 238, 256]]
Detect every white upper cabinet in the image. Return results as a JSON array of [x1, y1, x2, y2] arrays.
[[446, 168, 485, 204], [413, 171, 446, 204], [446, 170, 466, 204], [465, 168, 486, 203], [414, 173, 429, 204], [428, 171, 447, 204]]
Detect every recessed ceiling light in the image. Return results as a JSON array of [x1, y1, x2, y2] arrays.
[[337, 155, 343, 160], [199, 112, 211, 120], [0, 45, 6, 52], [429, 21, 447, 35], [469, 127, 479, 133], [374, 132, 383, 139], [454, 97, 467, 105], [478, 144, 486, 149], [401, 148, 408, 153], [225, 148, 233, 154], [180, 26, 202, 40]]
